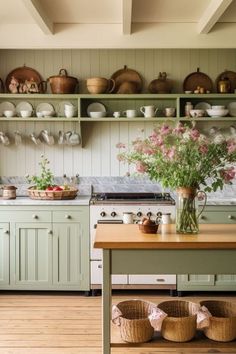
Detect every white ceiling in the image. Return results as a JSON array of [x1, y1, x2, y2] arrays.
[[1, 0, 236, 48]]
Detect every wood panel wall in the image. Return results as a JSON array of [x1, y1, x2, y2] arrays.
[[0, 49, 236, 177]]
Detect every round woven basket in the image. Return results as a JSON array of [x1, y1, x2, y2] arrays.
[[158, 300, 199, 342], [200, 300, 236, 342], [113, 300, 156, 343], [28, 187, 78, 200]]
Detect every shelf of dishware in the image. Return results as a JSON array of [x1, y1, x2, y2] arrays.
[[1, 93, 236, 122]]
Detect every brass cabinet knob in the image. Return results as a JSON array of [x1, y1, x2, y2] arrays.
[[32, 214, 38, 219], [47, 230, 53, 235], [3, 229, 9, 234], [65, 215, 71, 219], [228, 215, 234, 220]]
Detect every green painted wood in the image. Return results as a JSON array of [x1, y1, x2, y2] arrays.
[[0, 223, 10, 286], [177, 206, 236, 291], [111, 249, 236, 275], [14, 222, 52, 286], [53, 220, 89, 290], [103, 250, 111, 354], [0, 206, 90, 291]]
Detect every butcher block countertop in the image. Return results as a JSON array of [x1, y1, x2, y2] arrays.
[[94, 224, 236, 249]]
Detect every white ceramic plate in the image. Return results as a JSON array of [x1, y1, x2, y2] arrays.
[[194, 102, 211, 110], [0, 101, 15, 116], [57, 101, 75, 117], [227, 102, 236, 117], [36, 102, 55, 114], [16, 101, 33, 116], [87, 102, 106, 116]]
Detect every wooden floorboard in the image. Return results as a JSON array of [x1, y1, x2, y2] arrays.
[[0, 291, 235, 353]]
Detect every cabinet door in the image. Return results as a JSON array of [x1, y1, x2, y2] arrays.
[[0, 223, 10, 286], [177, 274, 215, 291], [214, 274, 236, 290], [53, 221, 89, 290], [14, 223, 52, 287]]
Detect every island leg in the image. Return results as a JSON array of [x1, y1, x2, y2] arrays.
[[102, 249, 111, 354]]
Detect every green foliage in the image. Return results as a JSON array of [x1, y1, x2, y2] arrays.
[[26, 155, 54, 190]]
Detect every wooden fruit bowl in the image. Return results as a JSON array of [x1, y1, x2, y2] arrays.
[[28, 186, 78, 200], [138, 223, 159, 234]]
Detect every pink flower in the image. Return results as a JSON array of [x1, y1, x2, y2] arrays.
[[190, 128, 200, 141], [173, 123, 185, 135], [116, 142, 126, 148], [220, 167, 236, 183], [227, 139, 236, 154], [149, 133, 164, 146], [160, 124, 172, 136], [166, 147, 176, 160], [199, 144, 208, 154], [142, 147, 154, 155], [136, 161, 147, 173]]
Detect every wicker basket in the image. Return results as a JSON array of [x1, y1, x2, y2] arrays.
[[158, 300, 199, 342], [112, 300, 156, 343], [200, 300, 236, 342], [28, 186, 78, 200]]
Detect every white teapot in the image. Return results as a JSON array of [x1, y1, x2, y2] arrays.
[[140, 105, 158, 118]]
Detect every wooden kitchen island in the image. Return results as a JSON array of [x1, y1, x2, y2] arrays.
[[94, 223, 236, 354]]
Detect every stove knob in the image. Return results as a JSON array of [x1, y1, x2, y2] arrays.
[[156, 212, 162, 217], [137, 211, 142, 217], [147, 211, 152, 217], [111, 211, 116, 217], [100, 211, 106, 217]]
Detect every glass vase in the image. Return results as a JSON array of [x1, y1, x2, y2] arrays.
[[176, 188, 206, 234]]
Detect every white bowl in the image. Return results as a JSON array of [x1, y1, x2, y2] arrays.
[[3, 110, 15, 118], [20, 110, 32, 118], [212, 105, 225, 110], [206, 109, 229, 117], [189, 109, 205, 118], [89, 111, 106, 118], [41, 110, 54, 117]]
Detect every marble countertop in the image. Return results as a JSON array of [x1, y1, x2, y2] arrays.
[[0, 196, 91, 206]]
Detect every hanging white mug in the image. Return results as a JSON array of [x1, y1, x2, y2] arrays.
[[140, 105, 158, 118]]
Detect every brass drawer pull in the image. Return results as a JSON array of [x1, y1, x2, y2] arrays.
[[65, 215, 72, 219], [32, 214, 38, 219], [156, 278, 165, 282]]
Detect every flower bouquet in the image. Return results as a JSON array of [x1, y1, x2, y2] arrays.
[[117, 123, 236, 234]]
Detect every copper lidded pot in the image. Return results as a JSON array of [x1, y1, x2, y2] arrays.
[[2, 185, 17, 199]]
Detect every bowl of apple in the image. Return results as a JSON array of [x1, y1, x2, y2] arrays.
[[28, 185, 78, 200], [138, 217, 159, 234]]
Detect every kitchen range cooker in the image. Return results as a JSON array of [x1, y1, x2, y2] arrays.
[[90, 192, 176, 292]]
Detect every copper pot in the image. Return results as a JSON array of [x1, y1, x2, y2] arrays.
[[48, 69, 79, 94], [2, 185, 17, 199]]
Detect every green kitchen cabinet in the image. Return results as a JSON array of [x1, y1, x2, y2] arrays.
[[0, 205, 89, 291], [177, 205, 236, 292], [0, 223, 10, 285], [14, 222, 52, 288], [52, 209, 89, 289]]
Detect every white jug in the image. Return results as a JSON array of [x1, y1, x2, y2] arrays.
[[140, 105, 158, 118]]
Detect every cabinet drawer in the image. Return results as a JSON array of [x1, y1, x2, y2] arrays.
[[53, 211, 81, 223], [200, 212, 236, 224], [0, 211, 51, 223], [128, 274, 176, 285]]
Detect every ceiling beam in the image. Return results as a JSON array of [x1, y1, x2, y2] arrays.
[[122, 0, 133, 35], [22, 0, 53, 35], [198, 0, 233, 34]]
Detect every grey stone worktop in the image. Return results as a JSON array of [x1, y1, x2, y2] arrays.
[[0, 196, 90, 206]]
